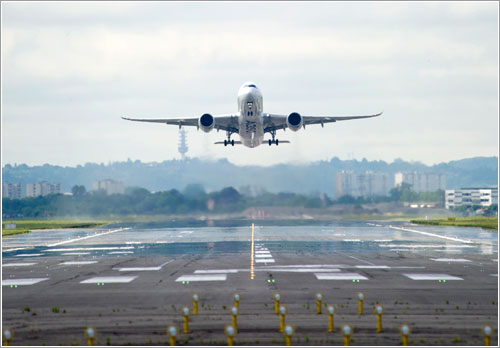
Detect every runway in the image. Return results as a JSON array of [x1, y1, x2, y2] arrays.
[[2, 221, 498, 346]]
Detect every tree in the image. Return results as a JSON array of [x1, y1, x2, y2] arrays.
[[71, 185, 86, 196]]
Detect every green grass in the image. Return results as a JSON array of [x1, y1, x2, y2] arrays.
[[411, 217, 498, 230], [2, 220, 112, 237]]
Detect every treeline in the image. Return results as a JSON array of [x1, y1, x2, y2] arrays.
[[2, 184, 445, 218]]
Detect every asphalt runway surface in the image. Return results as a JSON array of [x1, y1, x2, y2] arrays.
[[2, 221, 498, 346]]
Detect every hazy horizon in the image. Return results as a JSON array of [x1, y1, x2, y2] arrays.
[[2, 2, 498, 167]]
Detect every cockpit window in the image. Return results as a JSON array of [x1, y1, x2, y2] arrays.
[[246, 84, 257, 88]]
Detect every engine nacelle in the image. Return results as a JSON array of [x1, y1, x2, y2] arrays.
[[287, 112, 303, 132], [198, 113, 215, 133]]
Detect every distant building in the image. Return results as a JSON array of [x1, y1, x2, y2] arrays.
[[26, 182, 62, 197], [336, 171, 392, 198], [394, 172, 446, 193], [2, 182, 25, 199], [445, 188, 498, 209], [93, 179, 125, 195]]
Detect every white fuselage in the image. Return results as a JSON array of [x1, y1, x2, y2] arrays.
[[237, 82, 265, 147]]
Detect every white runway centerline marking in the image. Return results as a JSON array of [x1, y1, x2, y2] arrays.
[[390, 226, 474, 244], [430, 258, 471, 262], [81, 276, 137, 284], [315, 273, 368, 280], [59, 261, 98, 266], [108, 251, 134, 254], [176, 274, 227, 282], [15, 254, 43, 257], [402, 273, 463, 280], [47, 228, 131, 247], [3, 278, 49, 286], [2, 263, 37, 267], [62, 252, 90, 255]]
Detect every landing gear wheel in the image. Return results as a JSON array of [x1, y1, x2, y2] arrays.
[[224, 140, 227, 146], [231, 139, 235, 146], [268, 139, 272, 146], [276, 139, 279, 146]]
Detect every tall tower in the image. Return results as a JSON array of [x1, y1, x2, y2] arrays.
[[178, 128, 188, 160]]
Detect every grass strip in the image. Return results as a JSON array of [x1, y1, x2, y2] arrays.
[[411, 217, 498, 231], [2, 220, 112, 237]]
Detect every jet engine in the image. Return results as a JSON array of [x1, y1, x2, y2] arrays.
[[287, 112, 303, 132], [198, 113, 215, 132]]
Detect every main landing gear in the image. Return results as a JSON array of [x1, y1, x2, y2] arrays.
[[224, 130, 235, 146], [268, 129, 279, 146]]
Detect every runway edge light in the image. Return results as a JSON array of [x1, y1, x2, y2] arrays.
[[283, 324, 295, 346], [482, 325, 495, 346], [224, 324, 236, 346], [279, 305, 288, 333], [327, 305, 336, 333], [166, 325, 180, 346], [357, 292, 365, 315], [182, 307, 190, 334], [341, 324, 353, 346], [84, 326, 97, 346], [315, 292, 324, 314], [192, 293, 200, 315], [2, 328, 14, 346], [374, 305, 385, 333], [399, 324, 411, 346], [231, 306, 239, 333], [274, 292, 282, 314]]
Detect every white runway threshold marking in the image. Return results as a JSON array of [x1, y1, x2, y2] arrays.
[[258, 268, 341, 273], [118, 267, 161, 271], [355, 265, 390, 269], [62, 252, 90, 255], [15, 254, 43, 257], [81, 276, 137, 284], [194, 269, 239, 274], [315, 273, 368, 280], [2, 263, 37, 267], [176, 274, 227, 282], [255, 259, 275, 263], [3, 278, 49, 286], [430, 258, 471, 262], [48, 247, 134, 252], [59, 261, 97, 266], [47, 228, 131, 247], [402, 273, 463, 280], [255, 254, 273, 258]]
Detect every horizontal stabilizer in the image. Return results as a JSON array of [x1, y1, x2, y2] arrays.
[[214, 141, 243, 145], [263, 140, 290, 144]]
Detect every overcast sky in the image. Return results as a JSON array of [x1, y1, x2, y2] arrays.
[[2, 1, 498, 167]]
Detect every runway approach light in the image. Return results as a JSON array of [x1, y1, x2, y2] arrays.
[[373, 305, 385, 333], [279, 305, 288, 333], [327, 305, 336, 332], [181, 307, 190, 333], [274, 292, 282, 314], [315, 292, 324, 314], [166, 325, 179, 346], [283, 324, 295, 346], [84, 326, 97, 346], [231, 306, 239, 332], [482, 325, 494, 346], [399, 324, 411, 346], [224, 324, 236, 346], [233, 293, 241, 309], [357, 292, 365, 315], [2, 328, 14, 346], [192, 293, 200, 315], [341, 324, 353, 346]]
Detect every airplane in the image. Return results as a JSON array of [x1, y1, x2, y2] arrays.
[[122, 82, 382, 147]]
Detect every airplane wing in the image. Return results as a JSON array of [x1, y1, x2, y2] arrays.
[[121, 115, 239, 132], [263, 112, 382, 133]]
